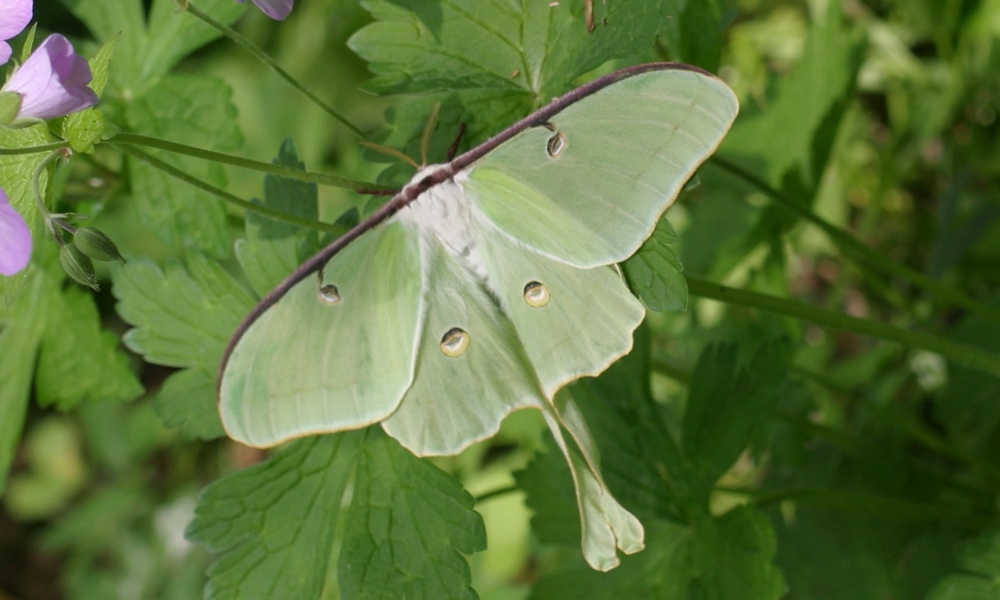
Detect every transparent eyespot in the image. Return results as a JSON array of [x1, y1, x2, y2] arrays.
[[546, 131, 567, 157], [318, 284, 341, 304], [523, 281, 551, 308], [440, 327, 470, 358]]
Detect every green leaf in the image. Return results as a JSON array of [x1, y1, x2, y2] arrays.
[[86, 33, 118, 97], [114, 254, 254, 369], [188, 435, 362, 600], [0, 274, 47, 493], [681, 340, 789, 493], [0, 125, 49, 307], [123, 74, 242, 257], [61, 0, 243, 91], [530, 510, 785, 599], [377, 90, 535, 181], [114, 254, 252, 437], [623, 219, 687, 312], [721, 1, 863, 188], [64, 35, 119, 153], [235, 140, 321, 297], [36, 285, 143, 409], [350, 0, 674, 100], [926, 531, 1000, 599], [339, 432, 487, 599], [658, 0, 728, 70], [515, 433, 582, 547], [564, 325, 690, 520], [64, 108, 111, 154], [153, 369, 225, 441]]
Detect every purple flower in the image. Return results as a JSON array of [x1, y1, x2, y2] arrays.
[[1, 34, 98, 123], [0, 0, 32, 65], [0, 187, 31, 276], [236, 0, 294, 20]]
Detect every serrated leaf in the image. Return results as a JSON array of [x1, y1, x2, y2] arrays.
[[62, 0, 243, 91], [114, 254, 254, 369], [566, 325, 688, 520], [35, 285, 143, 409], [624, 219, 687, 312], [350, 0, 674, 100], [188, 435, 362, 600], [530, 509, 785, 600], [339, 432, 486, 600], [86, 33, 118, 96], [64, 107, 110, 153], [379, 90, 535, 178], [235, 140, 321, 297], [515, 435, 582, 547], [145, 0, 245, 78], [681, 340, 789, 494], [154, 369, 225, 441], [658, 0, 727, 71], [0, 125, 49, 306], [124, 74, 242, 257]]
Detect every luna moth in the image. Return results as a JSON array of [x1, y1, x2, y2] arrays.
[[218, 62, 739, 570]]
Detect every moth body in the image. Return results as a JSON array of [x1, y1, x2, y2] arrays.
[[393, 166, 491, 286]]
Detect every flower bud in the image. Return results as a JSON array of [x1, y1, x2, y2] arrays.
[[59, 244, 98, 290], [73, 226, 124, 263]]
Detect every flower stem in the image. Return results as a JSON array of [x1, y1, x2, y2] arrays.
[[180, 0, 368, 139], [31, 148, 73, 241], [111, 132, 395, 195], [685, 276, 1000, 378], [111, 143, 348, 234], [0, 141, 68, 156]]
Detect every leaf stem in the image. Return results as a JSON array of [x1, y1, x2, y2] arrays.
[[180, 1, 368, 139], [111, 132, 395, 194], [111, 143, 344, 233], [474, 485, 520, 504], [710, 156, 1000, 325], [0, 141, 69, 155], [685, 277, 1000, 378]]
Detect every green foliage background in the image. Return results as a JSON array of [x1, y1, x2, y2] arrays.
[[2, 0, 1000, 598]]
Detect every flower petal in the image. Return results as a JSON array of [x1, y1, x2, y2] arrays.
[[2, 34, 98, 121], [0, 188, 31, 276], [235, 0, 295, 20], [0, 0, 32, 41], [0, 0, 33, 66]]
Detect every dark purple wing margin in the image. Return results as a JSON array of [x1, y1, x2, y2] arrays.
[[216, 62, 716, 391]]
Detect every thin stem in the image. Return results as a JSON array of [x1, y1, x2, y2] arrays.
[[31, 149, 74, 241], [0, 141, 68, 156], [112, 143, 344, 234], [358, 139, 419, 170], [180, 0, 367, 139], [686, 277, 1000, 378], [111, 132, 396, 195], [475, 485, 519, 504], [710, 156, 1000, 325]]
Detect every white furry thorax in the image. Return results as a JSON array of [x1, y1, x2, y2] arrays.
[[392, 166, 489, 281]]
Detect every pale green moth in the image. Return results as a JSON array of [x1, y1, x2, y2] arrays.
[[218, 63, 739, 570]]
